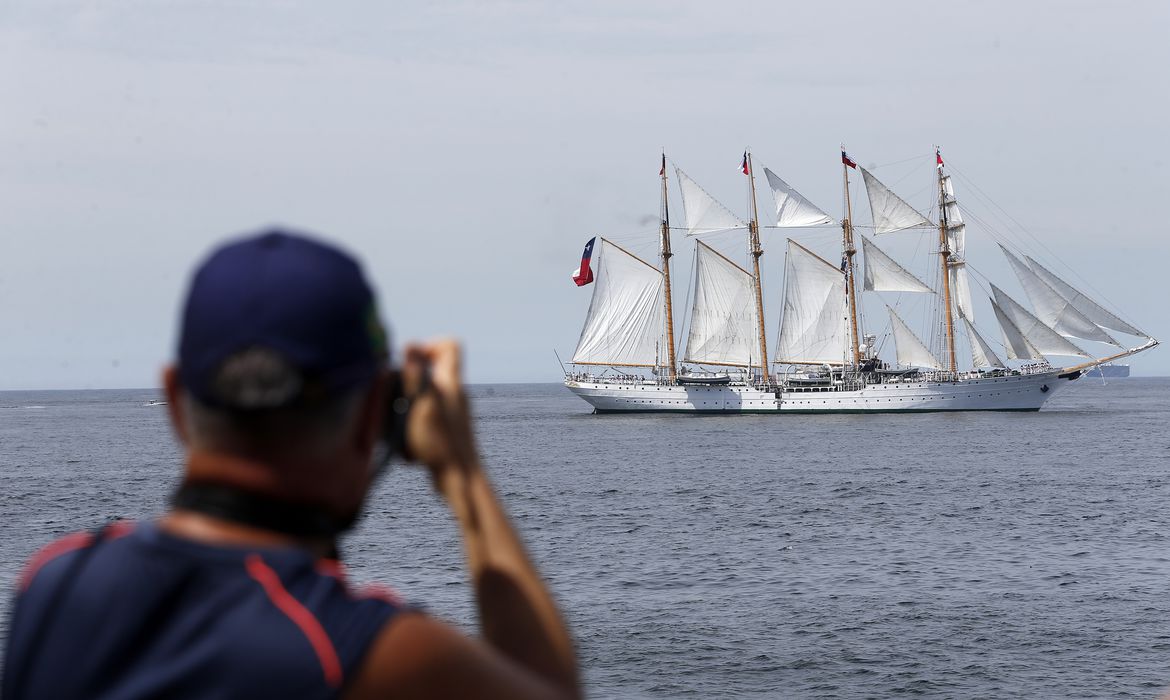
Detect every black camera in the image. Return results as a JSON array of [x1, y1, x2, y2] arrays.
[[383, 368, 429, 461], [383, 371, 412, 460]]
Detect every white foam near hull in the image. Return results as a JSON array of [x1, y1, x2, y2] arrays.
[[565, 369, 1079, 413]]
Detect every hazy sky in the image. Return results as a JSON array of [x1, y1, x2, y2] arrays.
[[1, 0, 1167, 389]]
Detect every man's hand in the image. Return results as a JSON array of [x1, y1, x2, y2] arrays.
[[366, 340, 580, 699], [401, 340, 480, 489]]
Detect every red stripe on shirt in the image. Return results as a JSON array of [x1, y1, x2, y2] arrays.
[[18, 521, 138, 592], [245, 554, 343, 689], [20, 532, 94, 591], [315, 558, 346, 582], [106, 520, 137, 540], [316, 559, 405, 605]]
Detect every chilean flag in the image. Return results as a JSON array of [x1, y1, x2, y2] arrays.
[[572, 237, 596, 286], [841, 150, 857, 169], [741, 152, 750, 175], [936, 149, 944, 169]]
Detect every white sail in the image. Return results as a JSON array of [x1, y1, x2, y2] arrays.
[[763, 168, 834, 227], [1024, 255, 1146, 337], [860, 167, 932, 234], [860, 236, 933, 293], [572, 239, 664, 366], [675, 167, 743, 236], [948, 264, 974, 321], [775, 241, 849, 364], [942, 175, 965, 253], [990, 285, 1089, 358], [991, 299, 1042, 360], [887, 307, 944, 369], [941, 174, 974, 320], [962, 317, 1005, 368], [683, 241, 757, 366], [999, 245, 1119, 345]]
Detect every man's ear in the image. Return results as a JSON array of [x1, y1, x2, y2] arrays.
[[162, 366, 190, 445]]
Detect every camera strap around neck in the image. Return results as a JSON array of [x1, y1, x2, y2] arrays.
[[171, 482, 353, 542]]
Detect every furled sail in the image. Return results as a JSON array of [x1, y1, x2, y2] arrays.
[[675, 167, 743, 236], [941, 174, 974, 320], [999, 245, 1119, 345], [990, 285, 1089, 358], [991, 299, 1043, 360], [683, 241, 758, 366], [1024, 255, 1146, 337], [763, 168, 834, 227], [860, 236, 933, 293], [572, 239, 664, 366], [962, 317, 1005, 368], [775, 240, 848, 364], [860, 167, 932, 234], [887, 307, 944, 369]]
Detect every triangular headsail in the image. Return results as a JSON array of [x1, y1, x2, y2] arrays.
[[674, 166, 744, 236], [999, 245, 1119, 346], [990, 285, 1090, 358], [572, 239, 665, 366], [887, 307, 944, 369], [775, 240, 849, 364], [1024, 255, 1146, 338], [991, 298, 1043, 360], [860, 167, 932, 234], [860, 236, 933, 293], [962, 317, 1005, 368], [763, 168, 835, 227], [682, 241, 758, 367]]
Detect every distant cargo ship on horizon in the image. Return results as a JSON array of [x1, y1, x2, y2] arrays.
[[1090, 363, 1130, 378]]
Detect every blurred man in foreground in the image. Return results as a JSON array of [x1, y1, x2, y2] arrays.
[[3, 230, 580, 699]]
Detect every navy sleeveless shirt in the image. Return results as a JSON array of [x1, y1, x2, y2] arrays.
[[4, 521, 403, 699]]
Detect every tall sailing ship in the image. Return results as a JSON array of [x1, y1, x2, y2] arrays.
[[563, 149, 1157, 413]]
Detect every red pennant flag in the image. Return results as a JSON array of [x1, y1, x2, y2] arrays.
[[741, 152, 750, 175], [571, 237, 596, 286], [936, 149, 944, 168], [841, 150, 857, 169]]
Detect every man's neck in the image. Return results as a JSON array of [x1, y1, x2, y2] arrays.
[[160, 510, 339, 559], [165, 450, 344, 558]]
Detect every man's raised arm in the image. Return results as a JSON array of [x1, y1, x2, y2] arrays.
[[347, 340, 580, 700]]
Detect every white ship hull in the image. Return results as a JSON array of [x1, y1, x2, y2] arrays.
[[565, 368, 1080, 413]]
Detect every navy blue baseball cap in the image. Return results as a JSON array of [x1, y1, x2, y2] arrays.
[[177, 229, 389, 409]]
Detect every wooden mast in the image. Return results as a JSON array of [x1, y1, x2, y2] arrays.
[[745, 150, 769, 381], [659, 153, 678, 383], [936, 149, 958, 373], [841, 150, 862, 366]]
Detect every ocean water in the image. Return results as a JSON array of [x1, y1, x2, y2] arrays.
[[2, 378, 1169, 698]]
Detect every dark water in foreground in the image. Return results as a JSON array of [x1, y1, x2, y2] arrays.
[[2, 379, 1169, 698]]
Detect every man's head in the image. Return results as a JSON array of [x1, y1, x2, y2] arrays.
[[164, 229, 390, 516]]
